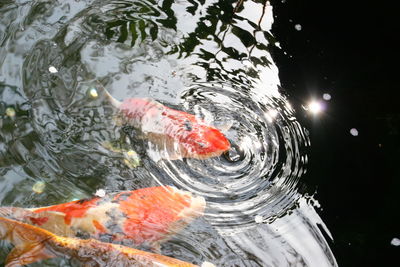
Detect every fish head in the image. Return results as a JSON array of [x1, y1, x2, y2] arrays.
[[181, 124, 231, 159]]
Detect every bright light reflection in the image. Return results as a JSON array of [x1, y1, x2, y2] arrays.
[[266, 109, 278, 122], [5, 107, 15, 117], [32, 181, 45, 194], [268, 109, 278, 118], [48, 66, 58, 73], [350, 128, 359, 136], [391, 238, 400, 246], [201, 262, 216, 267], [323, 93, 331, 101], [255, 215, 263, 223], [308, 100, 323, 114], [95, 189, 106, 197], [89, 88, 98, 98]]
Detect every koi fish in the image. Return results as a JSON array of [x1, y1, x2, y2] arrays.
[[0, 216, 201, 267], [0, 186, 205, 250], [98, 85, 230, 160]]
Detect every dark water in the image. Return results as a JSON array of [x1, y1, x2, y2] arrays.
[[271, 0, 400, 266], [0, 1, 340, 266]]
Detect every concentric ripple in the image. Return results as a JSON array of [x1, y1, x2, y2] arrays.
[[0, 0, 337, 266], [145, 83, 310, 230]]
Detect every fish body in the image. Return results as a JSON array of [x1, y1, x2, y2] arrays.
[[0, 186, 205, 249], [115, 97, 230, 160], [0, 216, 198, 267]]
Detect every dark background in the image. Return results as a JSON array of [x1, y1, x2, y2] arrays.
[[271, 0, 399, 266]]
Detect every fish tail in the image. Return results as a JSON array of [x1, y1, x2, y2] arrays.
[[0, 206, 17, 217], [93, 80, 122, 108], [0, 207, 31, 221], [0, 216, 57, 267]]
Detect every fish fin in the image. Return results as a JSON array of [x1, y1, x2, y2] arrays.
[[0, 207, 24, 217], [0, 217, 57, 266], [0, 207, 29, 220], [0, 207, 14, 217], [213, 121, 233, 133], [5, 243, 54, 267], [93, 80, 122, 108]]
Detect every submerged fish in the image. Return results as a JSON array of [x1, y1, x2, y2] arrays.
[[0, 186, 205, 250], [97, 84, 230, 160], [0, 216, 199, 267]]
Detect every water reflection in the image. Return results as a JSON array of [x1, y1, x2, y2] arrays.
[[1, 0, 336, 266]]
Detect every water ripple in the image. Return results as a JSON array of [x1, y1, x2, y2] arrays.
[[142, 82, 310, 230], [0, 0, 336, 266]]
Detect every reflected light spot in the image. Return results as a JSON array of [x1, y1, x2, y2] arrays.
[[266, 109, 278, 122], [5, 107, 16, 117], [255, 215, 263, 223], [350, 128, 359, 136], [201, 262, 216, 267], [294, 24, 302, 31], [32, 181, 45, 194], [308, 100, 322, 114], [95, 189, 106, 197], [268, 109, 278, 118], [323, 93, 331, 101], [48, 66, 58, 73], [391, 238, 400, 246], [89, 88, 98, 98]]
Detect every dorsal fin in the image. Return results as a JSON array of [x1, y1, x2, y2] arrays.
[[5, 243, 53, 267]]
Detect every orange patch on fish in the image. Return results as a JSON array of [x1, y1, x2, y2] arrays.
[[2, 186, 205, 249], [115, 186, 194, 245], [28, 216, 49, 226], [92, 219, 107, 233], [119, 98, 230, 159], [33, 197, 100, 225]]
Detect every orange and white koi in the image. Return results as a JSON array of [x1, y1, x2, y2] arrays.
[[97, 84, 230, 160], [0, 186, 205, 249], [0, 216, 199, 267], [117, 97, 230, 159]]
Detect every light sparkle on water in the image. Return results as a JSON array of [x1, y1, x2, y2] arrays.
[[201, 262, 216, 267], [32, 181, 46, 194], [95, 189, 106, 197], [5, 107, 16, 117], [307, 100, 323, 114], [323, 93, 332, 101], [266, 109, 278, 122], [255, 215, 263, 223], [391, 237, 400, 246], [89, 88, 99, 98], [48, 66, 58, 73], [350, 128, 359, 136]]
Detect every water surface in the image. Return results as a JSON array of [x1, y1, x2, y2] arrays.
[[0, 1, 336, 266]]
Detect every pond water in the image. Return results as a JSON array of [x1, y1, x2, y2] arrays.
[[0, 0, 336, 266]]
